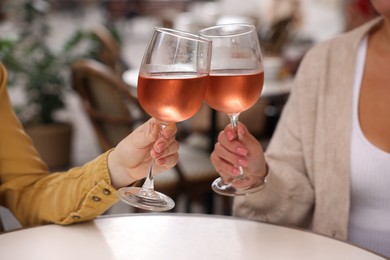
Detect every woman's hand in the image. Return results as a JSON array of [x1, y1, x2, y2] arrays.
[[210, 123, 268, 189], [107, 118, 179, 189]]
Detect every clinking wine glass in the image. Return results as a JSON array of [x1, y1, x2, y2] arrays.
[[200, 24, 264, 196], [117, 27, 211, 211]]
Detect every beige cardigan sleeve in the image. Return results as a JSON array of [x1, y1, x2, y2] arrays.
[[0, 64, 118, 227]]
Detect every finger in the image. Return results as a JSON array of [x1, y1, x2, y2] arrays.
[[160, 123, 177, 139], [154, 152, 179, 171], [221, 124, 237, 141], [152, 133, 179, 154], [211, 147, 242, 178], [236, 123, 260, 147], [152, 140, 179, 159], [160, 134, 177, 148], [211, 150, 264, 190], [217, 131, 235, 151], [211, 153, 264, 190], [217, 130, 249, 158], [214, 142, 248, 170]]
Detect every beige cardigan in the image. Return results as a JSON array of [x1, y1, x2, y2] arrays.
[[233, 18, 383, 241]]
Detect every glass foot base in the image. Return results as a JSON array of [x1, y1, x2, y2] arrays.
[[117, 187, 175, 211], [211, 177, 265, 196]]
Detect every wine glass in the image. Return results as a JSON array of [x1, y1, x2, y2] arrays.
[[199, 24, 264, 196], [117, 27, 211, 211]]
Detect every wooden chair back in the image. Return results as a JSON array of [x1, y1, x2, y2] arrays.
[[91, 25, 128, 75], [71, 59, 147, 151]]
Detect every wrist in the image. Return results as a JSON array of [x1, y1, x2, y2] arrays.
[[252, 163, 269, 188], [107, 148, 138, 189]]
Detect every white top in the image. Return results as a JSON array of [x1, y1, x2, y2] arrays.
[[348, 36, 390, 258], [0, 214, 385, 260]]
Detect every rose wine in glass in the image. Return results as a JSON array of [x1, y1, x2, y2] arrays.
[[137, 73, 208, 123], [117, 27, 211, 211], [200, 24, 265, 196]]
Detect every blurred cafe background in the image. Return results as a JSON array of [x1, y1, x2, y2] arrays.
[[0, 0, 378, 229]]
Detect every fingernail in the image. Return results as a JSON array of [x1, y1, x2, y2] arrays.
[[237, 147, 248, 156], [226, 131, 235, 141], [238, 159, 248, 167], [150, 150, 158, 159], [155, 142, 165, 153], [157, 158, 165, 165]]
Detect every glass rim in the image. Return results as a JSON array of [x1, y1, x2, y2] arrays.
[[199, 23, 256, 38], [155, 27, 211, 43]]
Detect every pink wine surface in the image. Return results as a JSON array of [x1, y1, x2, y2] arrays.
[[206, 70, 264, 114], [138, 73, 208, 123]]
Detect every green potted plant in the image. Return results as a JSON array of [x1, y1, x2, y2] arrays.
[[0, 0, 92, 169]]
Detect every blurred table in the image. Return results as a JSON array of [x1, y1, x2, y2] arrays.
[[0, 214, 386, 260]]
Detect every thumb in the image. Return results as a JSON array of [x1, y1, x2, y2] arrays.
[[130, 118, 159, 149]]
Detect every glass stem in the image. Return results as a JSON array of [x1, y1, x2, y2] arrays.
[[141, 122, 166, 191], [228, 113, 244, 177], [229, 113, 239, 128], [141, 163, 155, 191]]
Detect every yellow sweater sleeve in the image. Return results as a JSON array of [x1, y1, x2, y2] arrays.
[[0, 63, 118, 227]]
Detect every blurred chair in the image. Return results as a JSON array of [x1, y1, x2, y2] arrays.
[[71, 59, 145, 152], [71, 59, 223, 214], [260, 17, 294, 55], [91, 25, 129, 75]]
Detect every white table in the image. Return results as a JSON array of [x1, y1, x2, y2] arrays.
[[0, 214, 386, 260]]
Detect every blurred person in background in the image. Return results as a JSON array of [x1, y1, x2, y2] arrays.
[[259, 0, 302, 55], [0, 63, 179, 229], [210, 0, 390, 257], [344, 0, 379, 31]]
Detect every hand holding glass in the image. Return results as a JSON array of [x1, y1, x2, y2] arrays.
[[200, 24, 264, 196], [117, 28, 211, 211]]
